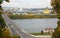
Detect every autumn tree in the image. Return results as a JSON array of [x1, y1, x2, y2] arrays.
[[0, 0, 9, 38], [51, 0, 60, 38]]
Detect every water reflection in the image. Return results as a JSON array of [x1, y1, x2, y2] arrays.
[[12, 18, 58, 33]]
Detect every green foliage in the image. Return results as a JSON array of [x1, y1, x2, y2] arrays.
[[0, 5, 2, 10], [2, 28, 11, 38], [8, 14, 57, 19], [52, 31, 60, 38], [0, 0, 9, 4], [31, 32, 51, 35], [0, 0, 10, 38], [0, 27, 2, 38], [5, 0, 10, 2], [51, 0, 60, 8], [51, 0, 60, 38], [11, 35, 20, 38], [0, 0, 3, 4]]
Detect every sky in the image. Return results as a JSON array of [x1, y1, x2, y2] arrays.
[[2, 0, 52, 8]]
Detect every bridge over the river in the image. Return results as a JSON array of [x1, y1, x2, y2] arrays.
[[2, 14, 51, 38]]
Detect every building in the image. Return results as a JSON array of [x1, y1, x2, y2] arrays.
[[43, 8, 51, 14]]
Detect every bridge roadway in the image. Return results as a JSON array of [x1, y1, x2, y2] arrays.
[[2, 14, 51, 38]]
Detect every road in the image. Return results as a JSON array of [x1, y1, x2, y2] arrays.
[[2, 14, 51, 38]]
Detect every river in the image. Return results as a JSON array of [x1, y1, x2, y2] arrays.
[[12, 18, 58, 33]]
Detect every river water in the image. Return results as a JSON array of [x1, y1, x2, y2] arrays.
[[12, 18, 58, 33]]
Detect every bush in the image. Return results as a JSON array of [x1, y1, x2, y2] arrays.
[[11, 35, 20, 38], [2, 28, 11, 38], [52, 31, 60, 38]]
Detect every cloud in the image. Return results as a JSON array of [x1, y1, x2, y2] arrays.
[[2, 0, 52, 8]]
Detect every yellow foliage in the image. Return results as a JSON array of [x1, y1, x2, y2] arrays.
[[2, 28, 11, 38], [11, 35, 20, 38]]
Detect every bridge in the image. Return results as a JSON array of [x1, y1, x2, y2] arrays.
[[2, 14, 51, 38]]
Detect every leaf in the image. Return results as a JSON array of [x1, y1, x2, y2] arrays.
[[0, 0, 3, 4], [5, 0, 10, 2]]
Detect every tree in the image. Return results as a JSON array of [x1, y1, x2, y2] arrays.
[[51, 0, 60, 38], [0, 0, 9, 38]]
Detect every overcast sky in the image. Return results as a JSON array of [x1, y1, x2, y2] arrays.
[[2, 0, 52, 8]]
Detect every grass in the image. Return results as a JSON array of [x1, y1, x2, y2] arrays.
[[11, 35, 20, 38], [8, 14, 57, 19], [31, 32, 52, 35]]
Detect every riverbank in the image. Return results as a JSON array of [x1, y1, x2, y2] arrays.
[[31, 32, 52, 35], [8, 14, 57, 19]]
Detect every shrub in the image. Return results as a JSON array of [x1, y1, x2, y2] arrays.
[[2, 28, 11, 38], [52, 31, 60, 38]]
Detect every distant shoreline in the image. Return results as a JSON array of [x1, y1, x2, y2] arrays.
[[10, 17, 57, 19], [8, 15, 57, 19]]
